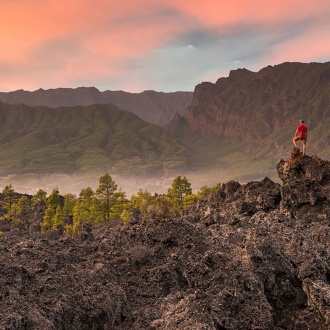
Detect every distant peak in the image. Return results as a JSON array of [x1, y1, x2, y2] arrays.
[[141, 90, 157, 95], [75, 86, 100, 92], [228, 68, 254, 80]]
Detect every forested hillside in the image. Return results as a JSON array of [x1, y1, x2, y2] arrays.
[[0, 102, 186, 175]]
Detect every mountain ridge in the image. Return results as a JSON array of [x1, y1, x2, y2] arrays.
[[0, 61, 329, 190], [0, 88, 193, 126], [185, 61, 330, 139], [168, 61, 330, 163]]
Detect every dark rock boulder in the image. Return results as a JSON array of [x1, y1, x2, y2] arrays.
[[277, 154, 330, 185], [277, 155, 330, 219]]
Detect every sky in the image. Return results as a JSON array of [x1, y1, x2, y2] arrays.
[[1, 0, 330, 93]]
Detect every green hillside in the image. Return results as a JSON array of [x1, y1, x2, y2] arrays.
[[0, 102, 186, 176]]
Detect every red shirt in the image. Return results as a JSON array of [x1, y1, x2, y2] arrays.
[[297, 123, 308, 137]]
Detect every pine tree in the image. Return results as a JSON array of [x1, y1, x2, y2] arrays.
[[52, 205, 64, 228], [197, 183, 221, 199], [62, 193, 77, 218], [1, 184, 17, 214], [167, 176, 192, 207], [130, 189, 154, 210], [42, 206, 55, 232], [183, 183, 221, 208], [121, 189, 155, 222], [16, 196, 31, 216], [6, 195, 31, 226], [111, 189, 128, 219], [68, 187, 97, 236], [153, 195, 179, 219], [31, 189, 47, 210], [47, 188, 61, 207], [41, 188, 61, 232], [79, 187, 94, 204], [96, 173, 118, 222], [183, 193, 199, 208]]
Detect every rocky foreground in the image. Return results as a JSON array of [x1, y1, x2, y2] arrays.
[[1, 155, 330, 330]]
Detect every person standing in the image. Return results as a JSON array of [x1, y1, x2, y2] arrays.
[[293, 119, 308, 155]]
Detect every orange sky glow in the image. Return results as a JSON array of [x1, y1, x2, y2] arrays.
[[1, 0, 330, 92]]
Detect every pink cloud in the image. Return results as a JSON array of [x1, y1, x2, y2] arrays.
[[267, 23, 330, 65], [0, 0, 329, 92], [0, 1, 187, 66], [165, 0, 330, 29], [0, 0, 194, 91]]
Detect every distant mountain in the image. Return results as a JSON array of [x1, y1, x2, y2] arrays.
[[167, 62, 330, 175], [0, 88, 193, 126], [1, 61, 329, 186], [0, 102, 187, 176]]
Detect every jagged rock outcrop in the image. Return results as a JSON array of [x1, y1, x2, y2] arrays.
[[1, 156, 330, 329], [277, 155, 330, 217]]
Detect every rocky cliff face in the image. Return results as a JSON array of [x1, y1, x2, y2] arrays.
[[1, 155, 330, 329], [182, 62, 330, 158], [0, 88, 193, 126]]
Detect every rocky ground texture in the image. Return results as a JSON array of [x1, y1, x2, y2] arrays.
[[1, 154, 330, 330]]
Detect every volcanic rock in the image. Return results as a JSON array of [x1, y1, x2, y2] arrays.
[[0, 155, 330, 329]]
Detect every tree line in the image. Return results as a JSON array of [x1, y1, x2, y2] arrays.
[[0, 174, 220, 237]]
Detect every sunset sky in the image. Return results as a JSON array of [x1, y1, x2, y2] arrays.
[[1, 0, 330, 93]]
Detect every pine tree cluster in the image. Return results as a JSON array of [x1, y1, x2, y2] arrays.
[[0, 175, 220, 236]]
